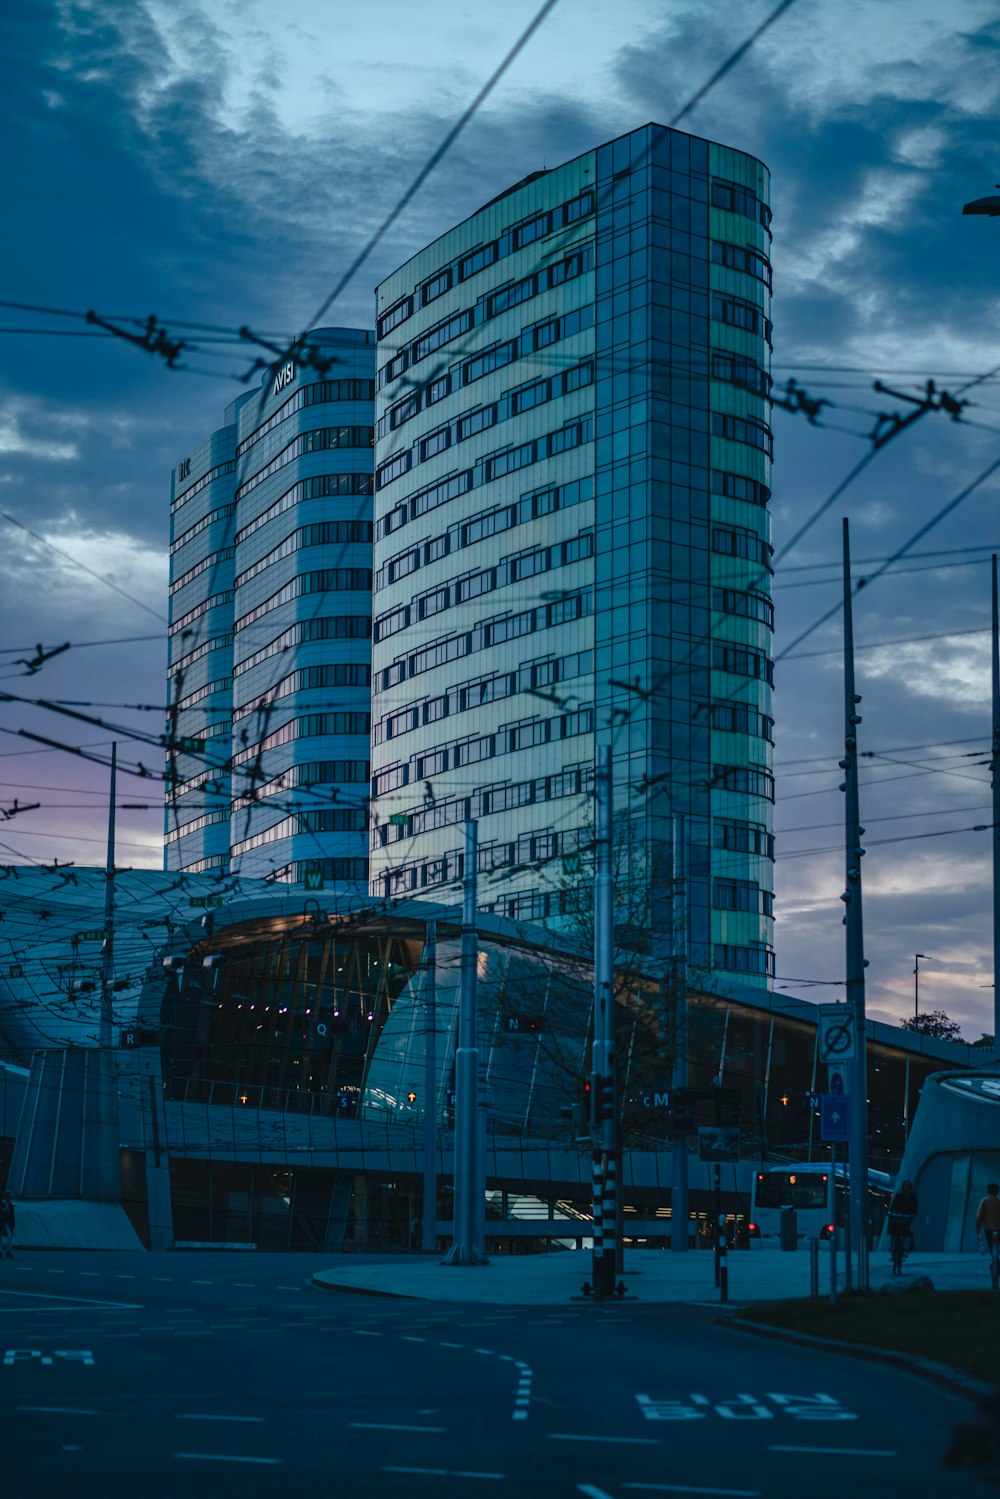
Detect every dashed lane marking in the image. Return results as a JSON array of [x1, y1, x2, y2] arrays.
[[622, 1486, 761, 1496], [19, 1407, 97, 1416], [384, 1467, 505, 1480], [175, 1453, 282, 1465], [767, 1446, 897, 1457], [0, 1290, 141, 1310], [547, 1434, 659, 1446], [351, 1423, 446, 1433], [579, 1487, 615, 1499], [401, 1336, 426, 1343], [190, 1280, 214, 1285], [233, 1284, 256, 1288], [177, 1415, 264, 1423], [352, 1330, 381, 1337]]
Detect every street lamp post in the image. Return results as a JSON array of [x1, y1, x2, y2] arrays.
[[914, 953, 930, 1020]]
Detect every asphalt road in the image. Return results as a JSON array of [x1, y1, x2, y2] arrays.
[[0, 1250, 986, 1498]]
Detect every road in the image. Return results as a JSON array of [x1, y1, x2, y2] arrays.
[[0, 1250, 985, 1497]]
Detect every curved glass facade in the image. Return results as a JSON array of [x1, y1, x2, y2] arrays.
[[166, 328, 376, 891], [370, 124, 774, 983]]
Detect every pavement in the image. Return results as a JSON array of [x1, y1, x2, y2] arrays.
[[312, 1244, 990, 1304]]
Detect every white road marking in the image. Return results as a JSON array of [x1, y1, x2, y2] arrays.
[[401, 1335, 426, 1343], [19, 1406, 97, 1415], [45, 1270, 66, 1276], [113, 1275, 136, 1280], [63, 1445, 83, 1452], [439, 1342, 463, 1348], [190, 1280, 214, 1285], [474, 1347, 495, 1355], [579, 1487, 616, 1499], [276, 1286, 300, 1291], [548, 1434, 659, 1446], [175, 1453, 282, 1465], [767, 1446, 897, 1457], [384, 1467, 505, 1479], [80, 1273, 99, 1277], [352, 1330, 381, 1337], [0, 1290, 139, 1309], [233, 1283, 256, 1288], [177, 1414, 264, 1423], [352, 1422, 446, 1433], [623, 1487, 761, 1496], [151, 1277, 173, 1282]]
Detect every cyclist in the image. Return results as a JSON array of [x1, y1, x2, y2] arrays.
[[976, 1182, 1000, 1289], [887, 1178, 918, 1274]]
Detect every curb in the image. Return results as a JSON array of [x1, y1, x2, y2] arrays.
[[726, 1315, 992, 1404]]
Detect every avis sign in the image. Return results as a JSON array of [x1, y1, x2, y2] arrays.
[[272, 360, 295, 398]]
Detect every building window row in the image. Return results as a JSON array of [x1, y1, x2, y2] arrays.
[[707, 702, 774, 741], [234, 520, 374, 590], [177, 717, 231, 741], [233, 614, 371, 678], [170, 547, 235, 597], [374, 648, 591, 743], [378, 408, 593, 538], [231, 807, 368, 858], [235, 472, 374, 548], [171, 675, 233, 713], [164, 809, 229, 845], [271, 857, 368, 885], [712, 877, 774, 916], [380, 349, 592, 465], [169, 590, 234, 637], [380, 246, 593, 391], [710, 351, 772, 399], [171, 460, 236, 515], [236, 379, 376, 458], [711, 178, 772, 232], [372, 708, 593, 800], [711, 641, 774, 684], [712, 764, 775, 801], [169, 764, 230, 800], [168, 632, 232, 678], [234, 568, 373, 633], [376, 763, 588, 844], [711, 412, 773, 458], [711, 523, 773, 570], [374, 528, 593, 643], [177, 853, 228, 874], [715, 942, 775, 976], [232, 711, 372, 767], [711, 292, 772, 346], [376, 190, 595, 342], [710, 240, 772, 290], [235, 662, 372, 723], [232, 758, 370, 809], [171, 502, 236, 556], [380, 476, 592, 591], [711, 471, 770, 507], [713, 818, 775, 859], [235, 427, 373, 503], [380, 589, 592, 697], [712, 585, 773, 629], [378, 297, 595, 409], [379, 817, 586, 898]]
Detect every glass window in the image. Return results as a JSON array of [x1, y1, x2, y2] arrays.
[[420, 426, 450, 461], [376, 451, 412, 488], [511, 378, 549, 415], [421, 268, 453, 305], [563, 191, 595, 224], [458, 404, 497, 439], [563, 360, 594, 394], [514, 211, 551, 248], [488, 275, 536, 317], [460, 242, 498, 279], [378, 296, 413, 337]]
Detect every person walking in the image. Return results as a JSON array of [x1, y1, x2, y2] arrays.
[[887, 1178, 918, 1268], [0, 1191, 15, 1258], [976, 1182, 1000, 1242]]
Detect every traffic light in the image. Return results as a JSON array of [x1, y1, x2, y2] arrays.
[[406, 1090, 417, 1105], [590, 1075, 613, 1127]]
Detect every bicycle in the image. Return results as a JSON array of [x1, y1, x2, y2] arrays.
[[888, 1213, 913, 1275]]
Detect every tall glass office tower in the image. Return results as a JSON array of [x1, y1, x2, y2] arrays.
[[369, 124, 774, 984], [166, 328, 376, 890]]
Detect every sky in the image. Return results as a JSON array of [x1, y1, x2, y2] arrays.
[[2, 0, 1000, 1038]]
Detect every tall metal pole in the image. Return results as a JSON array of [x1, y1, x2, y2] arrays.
[[671, 813, 689, 1253], [913, 953, 928, 1021], [992, 555, 1000, 1056], [421, 921, 437, 1253], [99, 743, 117, 1050], [842, 521, 870, 1290], [444, 822, 487, 1265], [591, 745, 618, 1297]]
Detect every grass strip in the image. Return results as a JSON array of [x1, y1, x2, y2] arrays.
[[735, 1291, 1000, 1385]]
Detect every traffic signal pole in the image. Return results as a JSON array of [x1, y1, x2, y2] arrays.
[[671, 814, 689, 1253], [421, 921, 437, 1253], [590, 745, 619, 1298], [842, 520, 870, 1290]]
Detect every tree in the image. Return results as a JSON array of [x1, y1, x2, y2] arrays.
[[898, 1009, 963, 1042], [972, 1032, 995, 1050]]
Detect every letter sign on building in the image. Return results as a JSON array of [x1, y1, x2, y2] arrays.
[[272, 361, 296, 399]]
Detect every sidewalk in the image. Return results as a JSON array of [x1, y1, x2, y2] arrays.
[[312, 1246, 988, 1305]]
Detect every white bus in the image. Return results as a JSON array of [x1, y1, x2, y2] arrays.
[[749, 1162, 892, 1243]]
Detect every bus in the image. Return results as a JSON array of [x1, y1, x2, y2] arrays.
[[749, 1162, 893, 1243]]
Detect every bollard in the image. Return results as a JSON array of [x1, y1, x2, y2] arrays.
[[830, 1227, 838, 1308], [809, 1237, 819, 1298]]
